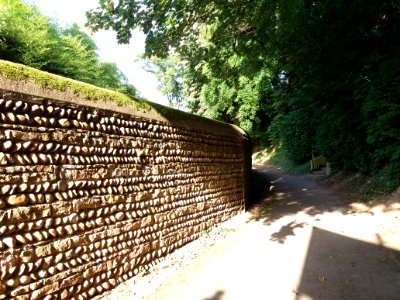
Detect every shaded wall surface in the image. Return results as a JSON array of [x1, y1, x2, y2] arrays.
[[0, 62, 250, 300]]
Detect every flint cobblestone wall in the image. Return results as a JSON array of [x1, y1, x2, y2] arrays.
[[0, 85, 249, 299]]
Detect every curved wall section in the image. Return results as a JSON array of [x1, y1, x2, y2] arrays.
[[0, 61, 250, 300]]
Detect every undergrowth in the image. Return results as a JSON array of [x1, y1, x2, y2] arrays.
[[344, 165, 400, 200], [253, 146, 310, 174]]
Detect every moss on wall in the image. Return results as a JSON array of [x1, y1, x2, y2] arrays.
[[0, 59, 149, 108], [0, 59, 245, 137]]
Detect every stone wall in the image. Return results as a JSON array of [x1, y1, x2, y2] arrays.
[[0, 62, 250, 300]]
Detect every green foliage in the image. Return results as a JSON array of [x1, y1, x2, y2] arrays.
[[270, 109, 314, 164], [142, 53, 185, 109], [314, 108, 370, 171], [365, 162, 400, 195], [87, 0, 277, 146], [343, 161, 400, 200], [269, 0, 400, 189], [88, 0, 400, 193], [275, 1, 399, 170], [0, 0, 57, 68], [254, 147, 310, 174], [361, 51, 400, 171], [0, 0, 139, 97]]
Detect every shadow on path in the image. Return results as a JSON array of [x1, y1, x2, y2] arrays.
[[251, 167, 351, 221], [249, 167, 396, 242], [138, 166, 400, 300], [250, 166, 400, 299], [269, 221, 307, 244], [202, 290, 225, 300], [296, 227, 400, 299]]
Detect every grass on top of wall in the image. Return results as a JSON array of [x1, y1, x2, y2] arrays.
[[0, 59, 150, 110], [0, 60, 241, 132]]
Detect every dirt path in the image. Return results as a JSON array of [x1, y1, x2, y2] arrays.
[[107, 167, 400, 300]]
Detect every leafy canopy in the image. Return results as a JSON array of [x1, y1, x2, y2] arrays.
[[58, 1, 400, 189], [0, 0, 139, 97]]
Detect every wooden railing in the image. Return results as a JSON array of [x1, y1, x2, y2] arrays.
[[310, 155, 326, 171]]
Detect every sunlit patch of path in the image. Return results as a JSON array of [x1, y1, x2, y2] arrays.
[[107, 167, 400, 300]]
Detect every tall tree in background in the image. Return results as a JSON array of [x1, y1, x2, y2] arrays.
[[112, 1, 278, 141], [272, 0, 400, 179], [87, 0, 400, 190], [142, 53, 185, 109], [2, 0, 398, 188], [0, 0, 139, 98]]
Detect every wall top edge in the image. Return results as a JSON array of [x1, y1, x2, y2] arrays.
[[0, 60, 247, 139]]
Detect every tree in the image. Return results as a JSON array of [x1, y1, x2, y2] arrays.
[[142, 53, 185, 109], [0, 0, 58, 69], [58, 1, 400, 188], [0, 0, 140, 98]]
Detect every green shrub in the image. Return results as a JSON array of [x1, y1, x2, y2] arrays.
[[315, 108, 370, 171], [268, 147, 311, 174], [269, 109, 314, 164]]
